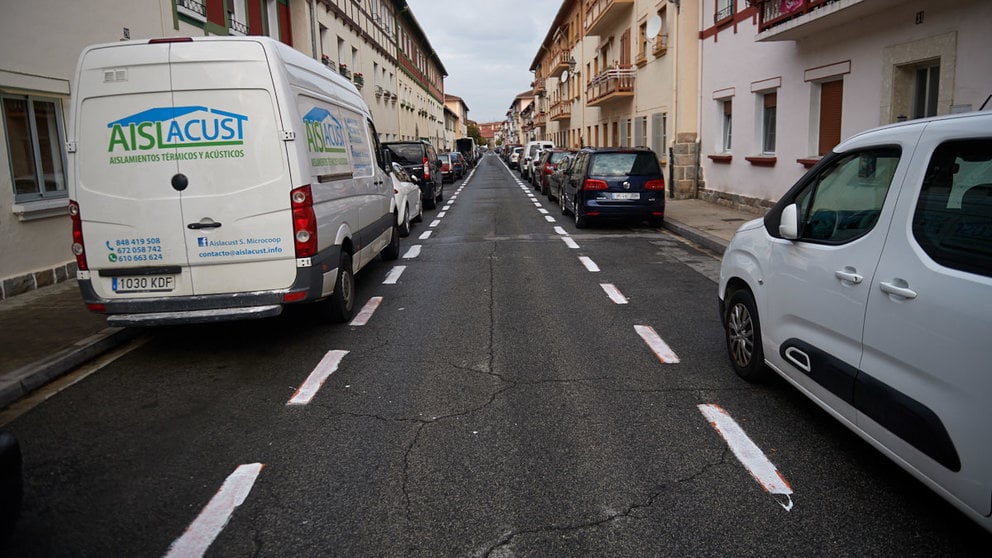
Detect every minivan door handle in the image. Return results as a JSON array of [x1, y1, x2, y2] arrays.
[[187, 222, 222, 230], [834, 268, 863, 284], [879, 280, 917, 300]]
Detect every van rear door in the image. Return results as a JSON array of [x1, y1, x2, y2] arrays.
[[77, 39, 295, 300]]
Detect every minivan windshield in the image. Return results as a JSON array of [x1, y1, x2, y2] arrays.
[[385, 144, 424, 165], [590, 152, 662, 176]]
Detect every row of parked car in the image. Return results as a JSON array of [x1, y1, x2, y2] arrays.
[[501, 140, 667, 228]]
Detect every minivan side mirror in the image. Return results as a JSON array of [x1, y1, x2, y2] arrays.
[[779, 203, 799, 239]]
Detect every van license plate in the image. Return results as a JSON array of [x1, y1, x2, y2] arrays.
[[111, 275, 175, 293], [612, 193, 639, 200]]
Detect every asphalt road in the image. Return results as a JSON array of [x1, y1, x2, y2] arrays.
[[4, 155, 988, 556]]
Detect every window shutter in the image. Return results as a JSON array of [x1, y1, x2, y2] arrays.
[[764, 92, 777, 108], [818, 80, 843, 156]]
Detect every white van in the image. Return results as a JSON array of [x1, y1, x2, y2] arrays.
[[719, 111, 992, 532], [67, 36, 399, 326], [521, 140, 553, 180]]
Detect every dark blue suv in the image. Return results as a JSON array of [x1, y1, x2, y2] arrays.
[[559, 148, 666, 228]]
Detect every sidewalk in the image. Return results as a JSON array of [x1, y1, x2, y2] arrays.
[[0, 198, 762, 410]]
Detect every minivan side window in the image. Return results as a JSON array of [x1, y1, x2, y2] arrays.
[[792, 148, 901, 244], [913, 139, 992, 277]]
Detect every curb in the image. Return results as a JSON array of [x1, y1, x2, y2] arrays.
[[662, 217, 729, 255], [0, 327, 140, 410]]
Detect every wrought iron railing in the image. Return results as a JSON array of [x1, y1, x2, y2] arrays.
[[587, 65, 635, 104], [756, 0, 835, 32]]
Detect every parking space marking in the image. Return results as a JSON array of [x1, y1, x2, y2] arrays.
[[544, 215, 556, 223], [164, 463, 264, 558], [437, 211, 447, 218], [538, 208, 549, 214], [443, 205, 452, 211], [554, 226, 569, 236], [429, 219, 441, 228], [418, 230, 432, 240], [349, 296, 383, 326], [562, 237, 580, 249], [383, 266, 406, 285], [288, 350, 348, 405], [600, 283, 629, 304], [579, 256, 600, 272], [402, 245, 422, 259], [634, 325, 680, 364], [698, 404, 794, 511]]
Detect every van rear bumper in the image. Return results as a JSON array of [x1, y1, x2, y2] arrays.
[[107, 305, 283, 327]]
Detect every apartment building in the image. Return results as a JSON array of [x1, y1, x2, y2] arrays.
[[505, 91, 535, 146], [445, 94, 471, 145], [1, 0, 447, 300], [528, 0, 700, 197], [701, 0, 992, 211]]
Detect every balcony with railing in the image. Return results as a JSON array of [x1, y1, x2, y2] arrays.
[[550, 100, 572, 121], [585, 0, 634, 36], [754, 0, 903, 41], [228, 11, 248, 35], [586, 64, 635, 106], [177, 0, 206, 22], [548, 48, 571, 79], [534, 111, 547, 127], [533, 77, 546, 95]]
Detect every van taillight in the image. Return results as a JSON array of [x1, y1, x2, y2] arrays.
[[645, 179, 666, 190], [422, 157, 430, 179], [68, 200, 88, 271], [148, 37, 193, 44], [583, 179, 609, 191], [291, 186, 318, 258]]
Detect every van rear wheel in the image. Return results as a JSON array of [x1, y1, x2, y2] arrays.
[[326, 252, 354, 323], [382, 220, 400, 261]]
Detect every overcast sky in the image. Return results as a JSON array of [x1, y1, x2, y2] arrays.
[[405, 0, 562, 123]]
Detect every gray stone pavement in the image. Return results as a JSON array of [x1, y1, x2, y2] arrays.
[[0, 197, 765, 410]]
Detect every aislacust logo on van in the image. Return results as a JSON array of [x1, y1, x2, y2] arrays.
[[106, 106, 248, 165], [303, 107, 349, 170]]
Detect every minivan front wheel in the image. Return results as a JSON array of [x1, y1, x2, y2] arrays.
[[724, 289, 768, 381], [326, 252, 355, 323]]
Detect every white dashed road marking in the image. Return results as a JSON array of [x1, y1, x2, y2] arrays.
[[383, 266, 406, 284], [544, 216, 556, 223], [579, 256, 600, 272], [287, 350, 349, 406], [402, 245, 422, 259], [600, 283, 629, 304], [419, 230, 432, 240], [349, 296, 383, 326], [429, 219, 441, 228], [562, 237, 579, 249], [164, 463, 264, 558], [698, 403, 795, 511], [634, 325, 680, 364], [554, 226, 568, 236]]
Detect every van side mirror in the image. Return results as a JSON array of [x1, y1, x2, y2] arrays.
[[779, 203, 799, 239]]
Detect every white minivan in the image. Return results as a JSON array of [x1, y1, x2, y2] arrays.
[[67, 36, 399, 326], [719, 111, 992, 532]]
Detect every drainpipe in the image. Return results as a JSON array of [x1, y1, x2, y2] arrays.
[[308, 0, 317, 59], [669, 0, 680, 199]]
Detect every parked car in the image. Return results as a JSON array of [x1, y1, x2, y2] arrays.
[[560, 147, 666, 228], [522, 140, 554, 180], [391, 162, 423, 237], [450, 151, 466, 179], [0, 430, 21, 544], [546, 150, 577, 202], [383, 140, 443, 209], [509, 147, 524, 170], [535, 149, 575, 196], [439, 153, 453, 183], [718, 111, 992, 533]]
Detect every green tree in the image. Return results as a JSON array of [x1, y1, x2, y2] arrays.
[[467, 124, 483, 147]]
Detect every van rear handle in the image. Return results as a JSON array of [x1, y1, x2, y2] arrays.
[[187, 222, 222, 230]]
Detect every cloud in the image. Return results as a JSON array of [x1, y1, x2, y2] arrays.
[[405, 0, 560, 122]]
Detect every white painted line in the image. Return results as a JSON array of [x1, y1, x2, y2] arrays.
[[165, 463, 264, 558], [538, 208, 549, 214], [579, 256, 600, 272], [533, 202, 542, 207], [634, 325, 680, 364], [544, 216, 556, 223], [437, 211, 447, 218], [443, 205, 452, 211], [429, 219, 441, 228], [600, 283, 628, 304], [554, 227, 569, 235], [419, 230, 432, 240], [383, 266, 406, 284], [562, 237, 580, 249], [349, 296, 383, 326], [288, 350, 349, 405], [402, 245, 422, 259], [698, 404, 794, 511]]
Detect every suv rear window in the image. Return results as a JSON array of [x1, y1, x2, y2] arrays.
[[385, 144, 423, 165], [590, 152, 661, 176], [439, 153, 450, 163]]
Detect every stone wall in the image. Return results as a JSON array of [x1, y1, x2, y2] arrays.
[[1, 261, 77, 301], [670, 133, 699, 199]]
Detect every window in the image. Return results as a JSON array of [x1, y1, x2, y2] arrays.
[[721, 99, 733, 152], [818, 80, 843, 156], [651, 113, 667, 162], [635, 116, 647, 148], [913, 139, 992, 277], [793, 148, 900, 243], [228, 0, 248, 35], [913, 63, 940, 119], [761, 92, 777, 154], [716, 0, 734, 23], [3, 96, 67, 202], [637, 21, 648, 64]]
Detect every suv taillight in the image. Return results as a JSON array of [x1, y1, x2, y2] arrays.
[[645, 178, 666, 190], [68, 200, 88, 271], [583, 179, 609, 191], [423, 157, 430, 179], [291, 185, 318, 258]]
